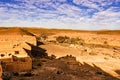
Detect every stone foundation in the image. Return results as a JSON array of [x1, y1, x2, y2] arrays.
[[0, 65, 2, 80], [2, 57, 32, 72], [0, 29, 36, 74]]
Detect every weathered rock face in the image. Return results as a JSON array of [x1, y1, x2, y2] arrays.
[[0, 65, 2, 80]]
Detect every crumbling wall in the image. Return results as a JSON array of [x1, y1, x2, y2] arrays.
[[0, 58, 13, 62], [0, 65, 2, 80], [0, 34, 36, 73], [4, 57, 32, 72]]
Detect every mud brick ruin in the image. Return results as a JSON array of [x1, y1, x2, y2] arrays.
[[0, 65, 2, 80], [0, 28, 36, 78]]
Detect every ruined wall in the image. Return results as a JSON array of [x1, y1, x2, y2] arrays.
[[0, 58, 13, 62], [0, 34, 36, 72], [0, 65, 2, 80], [4, 57, 32, 72]]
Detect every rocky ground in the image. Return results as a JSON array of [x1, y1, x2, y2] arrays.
[[39, 31, 120, 80], [1, 28, 120, 80], [10, 56, 120, 80]]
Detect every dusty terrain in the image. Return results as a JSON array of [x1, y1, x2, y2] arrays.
[[35, 28, 120, 79], [0, 27, 120, 80]]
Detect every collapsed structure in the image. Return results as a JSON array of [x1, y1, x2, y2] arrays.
[[0, 28, 36, 73], [0, 65, 2, 80]]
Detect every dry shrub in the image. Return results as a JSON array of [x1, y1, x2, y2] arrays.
[[89, 52, 97, 55], [56, 36, 69, 43], [56, 36, 84, 45]]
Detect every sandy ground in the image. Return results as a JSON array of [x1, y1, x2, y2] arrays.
[[40, 32, 120, 79], [0, 28, 120, 79]]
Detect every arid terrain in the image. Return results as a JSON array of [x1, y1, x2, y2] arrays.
[[0, 27, 120, 80]]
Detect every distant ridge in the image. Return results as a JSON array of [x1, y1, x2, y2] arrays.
[[0, 27, 120, 35], [0, 28, 34, 36], [23, 27, 120, 35]]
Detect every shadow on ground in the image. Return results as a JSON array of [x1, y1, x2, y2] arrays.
[[115, 70, 120, 76], [21, 41, 120, 80], [24, 41, 48, 58], [31, 58, 119, 80]]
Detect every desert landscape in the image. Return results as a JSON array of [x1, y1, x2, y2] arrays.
[[0, 0, 120, 80], [0, 27, 120, 80]]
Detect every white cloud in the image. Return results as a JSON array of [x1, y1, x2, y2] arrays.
[[73, 0, 100, 10], [0, 0, 120, 30], [73, 0, 115, 11], [115, 0, 120, 2], [56, 4, 82, 17]]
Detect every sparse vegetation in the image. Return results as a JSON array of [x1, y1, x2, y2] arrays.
[[103, 41, 108, 45], [56, 36, 70, 43], [48, 40, 56, 44], [40, 33, 48, 41], [104, 57, 109, 60], [1, 28, 120, 80], [56, 36, 84, 45], [89, 52, 97, 55], [69, 37, 84, 45]]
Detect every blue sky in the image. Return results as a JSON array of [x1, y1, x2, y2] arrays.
[[0, 0, 120, 30]]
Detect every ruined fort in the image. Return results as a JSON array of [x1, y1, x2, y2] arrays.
[[0, 28, 36, 79], [0, 65, 2, 80]]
